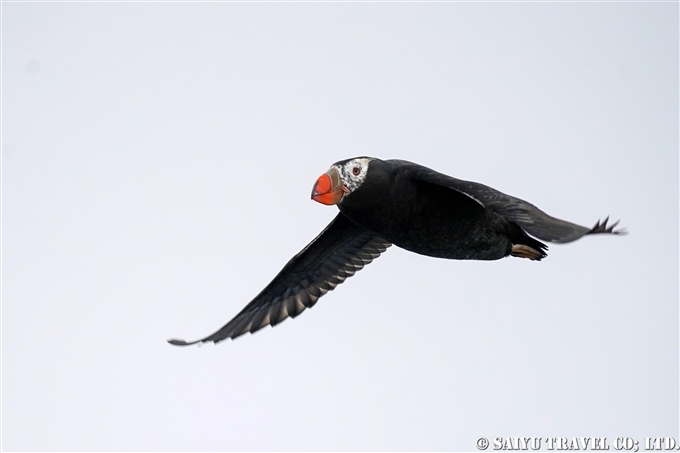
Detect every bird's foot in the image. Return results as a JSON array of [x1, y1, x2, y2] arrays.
[[511, 244, 545, 261]]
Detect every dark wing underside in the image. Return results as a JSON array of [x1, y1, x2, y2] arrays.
[[396, 160, 626, 243], [168, 213, 391, 346]]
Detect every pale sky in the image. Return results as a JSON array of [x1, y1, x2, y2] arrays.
[[3, 2, 678, 451]]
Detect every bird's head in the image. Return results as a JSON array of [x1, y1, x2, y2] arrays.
[[311, 157, 373, 205]]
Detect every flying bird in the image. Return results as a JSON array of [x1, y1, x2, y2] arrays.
[[169, 157, 625, 346]]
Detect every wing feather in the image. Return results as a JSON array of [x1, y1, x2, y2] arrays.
[[168, 213, 391, 346], [394, 159, 626, 243]]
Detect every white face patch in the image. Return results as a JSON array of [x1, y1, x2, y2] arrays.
[[333, 157, 373, 197]]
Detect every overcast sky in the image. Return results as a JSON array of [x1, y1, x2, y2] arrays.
[[3, 2, 678, 451]]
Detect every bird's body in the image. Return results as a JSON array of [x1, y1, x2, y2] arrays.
[[336, 159, 546, 260], [169, 157, 624, 346]]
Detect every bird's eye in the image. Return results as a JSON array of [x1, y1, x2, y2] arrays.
[[352, 167, 361, 176]]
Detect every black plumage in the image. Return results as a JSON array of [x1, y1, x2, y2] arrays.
[[168, 157, 624, 346], [168, 214, 390, 345]]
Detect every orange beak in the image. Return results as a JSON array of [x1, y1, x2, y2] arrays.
[[311, 167, 344, 205]]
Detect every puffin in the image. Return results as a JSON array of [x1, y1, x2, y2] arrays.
[[169, 157, 624, 346]]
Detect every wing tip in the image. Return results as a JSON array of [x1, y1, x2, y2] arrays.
[[167, 329, 254, 347], [167, 338, 208, 347], [588, 217, 628, 236]]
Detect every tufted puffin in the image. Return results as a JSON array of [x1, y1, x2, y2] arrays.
[[169, 157, 625, 346]]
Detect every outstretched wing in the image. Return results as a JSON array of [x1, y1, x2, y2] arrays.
[[395, 159, 626, 243], [168, 213, 391, 346]]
